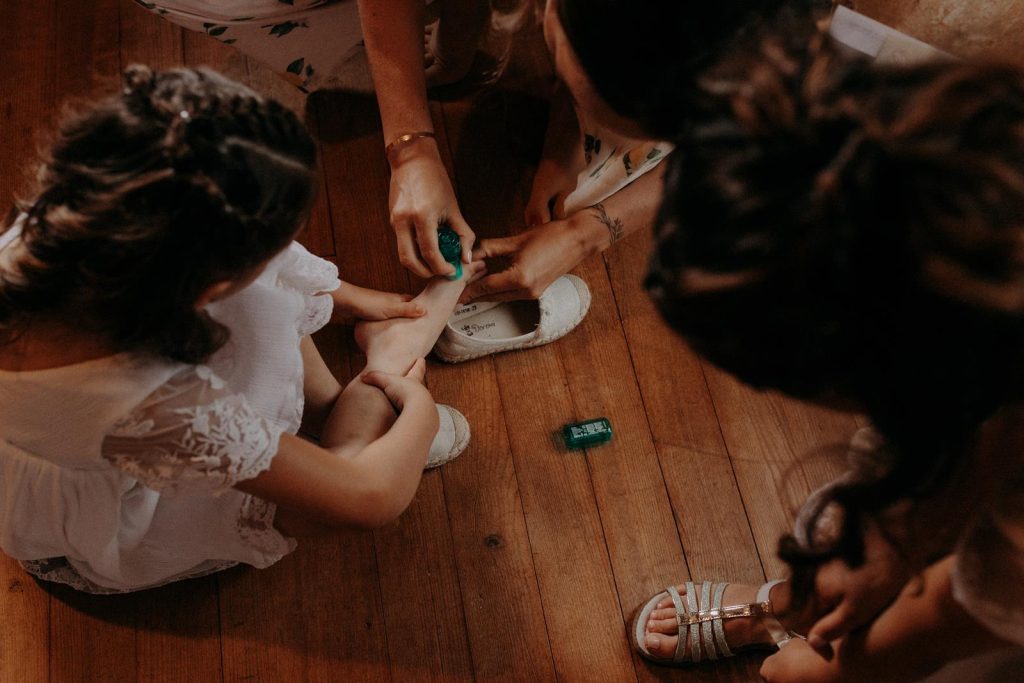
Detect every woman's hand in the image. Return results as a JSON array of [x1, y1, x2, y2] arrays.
[[389, 139, 475, 278], [805, 524, 911, 652], [461, 216, 600, 302], [331, 282, 424, 324]]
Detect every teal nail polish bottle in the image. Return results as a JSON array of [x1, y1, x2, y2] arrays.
[[437, 225, 462, 280], [563, 417, 613, 450]]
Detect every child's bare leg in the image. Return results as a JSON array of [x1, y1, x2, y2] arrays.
[[319, 376, 400, 460], [355, 262, 484, 375], [300, 336, 344, 437]]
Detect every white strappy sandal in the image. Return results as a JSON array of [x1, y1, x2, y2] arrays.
[[631, 579, 804, 665]]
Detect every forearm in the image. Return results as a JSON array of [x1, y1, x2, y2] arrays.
[[343, 392, 438, 523], [358, 0, 433, 140], [834, 556, 1012, 681], [266, 379, 436, 534], [569, 163, 666, 253]]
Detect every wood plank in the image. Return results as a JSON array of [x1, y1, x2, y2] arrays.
[[55, 0, 121, 99], [603, 187, 766, 682], [2, 561, 49, 683], [317, 107, 468, 681], [704, 364, 857, 578], [429, 359, 556, 681], [118, 0, 184, 69], [136, 578, 222, 683], [440, 80, 636, 679], [603, 228, 727, 456], [315, 85, 480, 681], [0, 3, 56, 681], [430, 61, 558, 681], [0, 0, 57, 207], [218, 536, 390, 683], [49, 587, 138, 682]]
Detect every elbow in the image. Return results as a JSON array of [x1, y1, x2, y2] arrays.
[[341, 486, 410, 530]]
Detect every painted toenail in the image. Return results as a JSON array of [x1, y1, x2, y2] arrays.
[[645, 634, 659, 650]]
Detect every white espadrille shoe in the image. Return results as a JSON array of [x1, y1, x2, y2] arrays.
[[426, 404, 470, 469], [433, 275, 591, 363]]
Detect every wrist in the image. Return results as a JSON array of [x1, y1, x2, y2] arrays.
[[566, 209, 612, 256], [386, 132, 439, 169]]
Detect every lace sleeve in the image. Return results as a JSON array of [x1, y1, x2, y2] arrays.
[[101, 365, 284, 497]]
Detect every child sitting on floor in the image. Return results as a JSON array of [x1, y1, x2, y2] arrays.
[[0, 65, 478, 593], [636, 21, 1024, 681]]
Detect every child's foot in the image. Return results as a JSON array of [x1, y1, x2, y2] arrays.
[[355, 262, 485, 375], [424, 0, 490, 87], [641, 581, 806, 659]]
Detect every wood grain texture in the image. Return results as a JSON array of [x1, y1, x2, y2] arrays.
[[0, 3, 57, 682]]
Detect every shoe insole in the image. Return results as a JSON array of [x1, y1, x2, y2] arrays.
[[452, 300, 540, 340]]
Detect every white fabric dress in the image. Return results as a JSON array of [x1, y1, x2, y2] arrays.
[[0, 222, 341, 593]]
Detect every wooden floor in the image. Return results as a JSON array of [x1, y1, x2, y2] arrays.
[[0, 2, 864, 681]]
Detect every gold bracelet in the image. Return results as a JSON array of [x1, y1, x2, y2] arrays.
[[385, 131, 436, 160]]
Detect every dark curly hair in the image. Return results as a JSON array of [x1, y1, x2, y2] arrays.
[[646, 25, 1024, 593], [554, 0, 829, 139], [1, 65, 318, 364]]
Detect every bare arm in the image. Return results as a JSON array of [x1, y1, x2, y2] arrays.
[[464, 163, 665, 302], [358, 0, 431, 142], [236, 367, 438, 534], [358, 0, 474, 276]]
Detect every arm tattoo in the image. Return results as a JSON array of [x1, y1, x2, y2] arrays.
[[592, 202, 625, 244]]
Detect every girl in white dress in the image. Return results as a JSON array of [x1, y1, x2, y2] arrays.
[[0, 65, 477, 593]]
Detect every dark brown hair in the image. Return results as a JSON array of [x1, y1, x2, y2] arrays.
[[647, 26, 1024, 589], [1, 65, 318, 363], [555, 0, 827, 138]]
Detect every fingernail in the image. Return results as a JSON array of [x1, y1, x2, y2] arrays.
[[645, 635, 659, 650], [808, 634, 826, 650]]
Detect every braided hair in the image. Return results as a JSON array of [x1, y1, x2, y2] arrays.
[[1, 65, 318, 363], [646, 22, 1024, 592]]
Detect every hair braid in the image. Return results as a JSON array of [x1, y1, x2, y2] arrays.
[[1, 65, 318, 363]]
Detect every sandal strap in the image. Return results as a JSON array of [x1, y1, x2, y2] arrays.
[[711, 582, 733, 658], [665, 584, 688, 663], [756, 579, 796, 648], [686, 581, 701, 662], [667, 581, 737, 663]]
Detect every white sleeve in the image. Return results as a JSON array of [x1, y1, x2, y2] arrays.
[[101, 365, 284, 497], [952, 477, 1024, 646]]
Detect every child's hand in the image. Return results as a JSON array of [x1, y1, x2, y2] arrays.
[[361, 358, 431, 411], [332, 282, 425, 323]]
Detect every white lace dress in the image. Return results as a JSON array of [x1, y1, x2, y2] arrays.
[[0, 228, 340, 593]]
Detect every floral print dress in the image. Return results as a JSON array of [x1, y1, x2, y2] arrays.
[[134, 0, 364, 91]]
